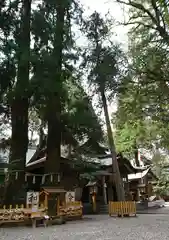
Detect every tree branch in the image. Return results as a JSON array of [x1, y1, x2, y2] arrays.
[[116, 0, 158, 25], [116, 0, 169, 44], [123, 21, 156, 30], [151, 0, 160, 25]]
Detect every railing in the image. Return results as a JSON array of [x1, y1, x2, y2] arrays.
[[109, 201, 136, 217], [0, 201, 83, 223], [0, 204, 46, 223]]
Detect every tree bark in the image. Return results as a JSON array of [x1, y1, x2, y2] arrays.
[[100, 90, 125, 201], [4, 0, 31, 204], [44, 1, 66, 185]]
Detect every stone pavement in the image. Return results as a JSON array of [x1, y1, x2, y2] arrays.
[[138, 206, 169, 214], [1, 214, 169, 240]]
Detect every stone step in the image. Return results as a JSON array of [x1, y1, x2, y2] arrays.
[[99, 205, 109, 214]]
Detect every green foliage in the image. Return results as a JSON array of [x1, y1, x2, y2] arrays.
[[63, 78, 103, 142], [30, 2, 103, 145], [116, 0, 169, 47], [0, 0, 104, 167], [82, 12, 124, 97], [152, 153, 169, 196], [114, 0, 169, 153]]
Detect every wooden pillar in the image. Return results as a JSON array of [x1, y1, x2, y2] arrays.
[[92, 194, 96, 213], [137, 188, 140, 201], [145, 176, 149, 197], [57, 196, 60, 216], [44, 194, 48, 208], [125, 175, 130, 200]]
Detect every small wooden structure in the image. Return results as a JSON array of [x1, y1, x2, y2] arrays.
[[109, 201, 136, 217], [0, 187, 82, 227], [39, 187, 66, 217], [128, 168, 157, 201], [39, 187, 82, 219]]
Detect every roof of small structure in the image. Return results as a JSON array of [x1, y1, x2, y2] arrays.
[[128, 168, 157, 181], [98, 153, 142, 174], [86, 181, 97, 187], [76, 138, 108, 156], [128, 168, 150, 180], [41, 187, 66, 194]]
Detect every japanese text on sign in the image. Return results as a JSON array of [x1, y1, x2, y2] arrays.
[[27, 192, 39, 205]]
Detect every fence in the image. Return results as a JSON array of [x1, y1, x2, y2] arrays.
[[0, 201, 83, 223], [109, 201, 136, 217], [59, 201, 83, 218], [0, 204, 46, 223]]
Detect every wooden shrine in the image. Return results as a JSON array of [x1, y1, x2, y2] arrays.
[[40, 187, 66, 217], [39, 187, 82, 219]]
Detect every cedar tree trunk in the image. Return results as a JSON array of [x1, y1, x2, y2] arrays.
[[101, 89, 125, 201]]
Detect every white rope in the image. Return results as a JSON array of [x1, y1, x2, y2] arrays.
[[58, 174, 60, 182], [1, 171, 61, 184], [41, 175, 45, 184], [15, 172, 18, 180], [25, 172, 60, 177]]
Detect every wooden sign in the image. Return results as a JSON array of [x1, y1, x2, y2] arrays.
[[27, 192, 39, 205], [66, 191, 75, 203]]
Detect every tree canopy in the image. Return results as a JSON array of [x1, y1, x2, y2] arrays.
[[2, 0, 169, 202], [114, 0, 169, 157]]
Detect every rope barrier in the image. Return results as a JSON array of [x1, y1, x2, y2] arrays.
[[0, 171, 61, 184]]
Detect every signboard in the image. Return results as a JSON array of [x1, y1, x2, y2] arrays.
[[66, 191, 75, 203], [26, 191, 39, 205]]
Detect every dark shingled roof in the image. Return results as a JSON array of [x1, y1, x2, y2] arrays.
[[26, 139, 149, 176]]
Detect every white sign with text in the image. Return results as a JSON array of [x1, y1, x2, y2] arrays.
[[66, 191, 75, 203], [26, 191, 39, 205]]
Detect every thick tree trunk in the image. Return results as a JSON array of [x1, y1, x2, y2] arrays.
[[4, 0, 31, 205], [44, 1, 66, 185], [101, 90, 125, 201]]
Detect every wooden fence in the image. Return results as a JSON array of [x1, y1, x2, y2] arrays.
[[109, 201, 136, 217], [59, 201, 83, 219], [0, 201, 83, 224], [0, 204, 46, 223]]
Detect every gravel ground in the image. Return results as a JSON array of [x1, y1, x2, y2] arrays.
[[1, 214, 169, 240]]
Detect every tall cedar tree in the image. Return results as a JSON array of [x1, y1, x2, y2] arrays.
[[4, 0, 32, 204], [83, 12, 125, 201], [44, 0, 67, 183]]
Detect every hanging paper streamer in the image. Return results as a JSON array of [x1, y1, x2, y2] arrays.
[[15, 171, 18, 180], [42, 175, 45, 184], [25, 174, 27, 182], [58, 174, 60, 182], [33, 176, 36, 184], [50, 174, 53, 182]]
